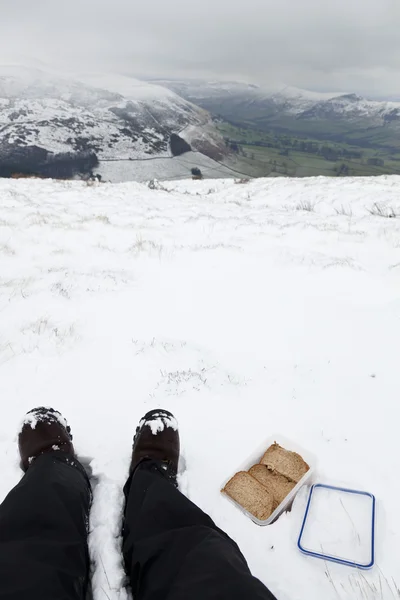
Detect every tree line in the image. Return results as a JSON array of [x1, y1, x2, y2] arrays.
[[225, 137, 365, 162], [0, 144, 99, 179]]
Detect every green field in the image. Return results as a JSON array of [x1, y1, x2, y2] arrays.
[[217, 121, 400, 178]]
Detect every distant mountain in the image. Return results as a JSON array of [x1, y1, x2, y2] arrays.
[[153, 79, 400, 150], [0, 67, 226, 179]]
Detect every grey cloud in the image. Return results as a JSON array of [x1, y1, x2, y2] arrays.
[[1, 0, 400, 97]]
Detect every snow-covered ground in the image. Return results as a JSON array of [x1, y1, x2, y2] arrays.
[[96, 151, 239, 182], [1, 175, 400, 600]]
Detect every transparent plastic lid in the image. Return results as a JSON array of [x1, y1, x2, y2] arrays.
[[298, 484, 376, 569]]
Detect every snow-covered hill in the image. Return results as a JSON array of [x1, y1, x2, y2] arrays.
[[0, 66, 226, 173], [253, 86, 400, 125], [156, 79, 400, 132], [290, 92, 400, 125], [1, 175, 400, 600]]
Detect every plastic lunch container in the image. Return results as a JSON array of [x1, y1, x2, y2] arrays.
[[221, 434, 317, 526]]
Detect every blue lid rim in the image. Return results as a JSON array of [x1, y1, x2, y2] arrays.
[[297, 483, 376, 570]]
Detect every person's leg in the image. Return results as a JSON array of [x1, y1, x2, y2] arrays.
[[123, 410, 277, 600], [0, 408, 91, 600]]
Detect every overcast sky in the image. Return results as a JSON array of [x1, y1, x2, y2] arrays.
[[1, 0, 400, 98]]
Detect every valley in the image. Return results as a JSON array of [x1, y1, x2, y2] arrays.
[[156, 79, 400, 178], [216, 120, 400, 178]]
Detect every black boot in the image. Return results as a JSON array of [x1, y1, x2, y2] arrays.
[[18, 406, 74, 472], [130, 409, 180, 484]]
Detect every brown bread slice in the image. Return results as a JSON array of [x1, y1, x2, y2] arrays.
[[249, 464, 296, 505], [223, 471, 275, 520], [260, 443, 309, 483]]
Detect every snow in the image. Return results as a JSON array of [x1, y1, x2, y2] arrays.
[[0, 94, 171, 159], [1, 175, 400, 599], [143, 414, 179, 435], [153, 78, 264, 100], [22, 412, 39, 430], [96, 151, 237, 183], [21, 407, 69, 431], [75, 73, 178, 101], [274, 86, 345, 102]]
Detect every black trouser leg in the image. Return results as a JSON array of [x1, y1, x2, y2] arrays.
[[123, 460, 277, 600], [0, 452, 91, 600]]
